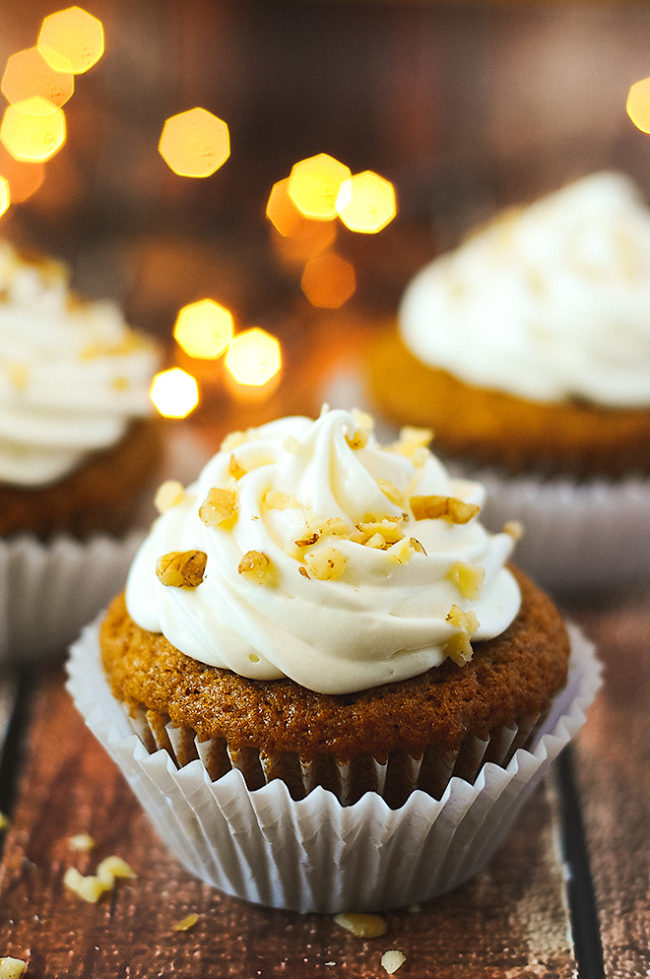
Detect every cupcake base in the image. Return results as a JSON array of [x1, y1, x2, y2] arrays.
[[66, 618, 600, 913]]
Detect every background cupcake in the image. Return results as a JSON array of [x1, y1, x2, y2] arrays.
[[367, 172, 650, 592], [0, 240, 163, 664], [67, 407, 600, 912]]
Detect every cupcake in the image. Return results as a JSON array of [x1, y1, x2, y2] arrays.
[[367, 172, 650, 590], [0, 241, 162, 663], [67, 407, 600, 912]]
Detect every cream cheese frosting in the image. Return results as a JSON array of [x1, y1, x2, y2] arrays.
[[399, 171, 650, 407], [126, 407, 521, 694], [0, 241, 159, 487]]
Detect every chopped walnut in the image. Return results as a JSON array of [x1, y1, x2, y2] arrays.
[[334, 912, 387, 938], [199, 487, 238, 529], [389, 425, 433, 457], [445, 604, 480, 666], [503, 520, 524, 541], [295, 517, 351, 548], [68, 833, 95, 852], [228, 454, 246, 480], [410, 494, 480, 524], [265, 489, 300, 509], [173, 913, 199, 932], [156, 550, 207, 588], [446, 562, 485, 600], [381, 950, 406, 975], [238, 550, 273, 584], [0, 957, 28, 978], [96, 856, 137, 886], [345, 428, 369, 450], [376, 479, 406, 508], [358, 520, 404, 545], [304, 546, 346, 580], [386, 538, 414, 565], [64, 855, 136, 904], [154, 479, 185, 514], [409, 537, 426, 554], [446, 604, 479, 633]]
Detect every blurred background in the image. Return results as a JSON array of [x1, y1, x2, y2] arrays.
[[1, 0, 649, 428]]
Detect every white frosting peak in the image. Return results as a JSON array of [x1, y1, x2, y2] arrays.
[[126, 408, 521, 694], [399, 172, 650, 407], [0, 241, 159, 487]]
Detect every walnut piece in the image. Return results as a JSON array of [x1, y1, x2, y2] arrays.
[[228, 454, 246, 480], [64, 855, 136, 904], [445, 604, 480, 666], [154, 479, 185, 514], [68, 833, 95, 852], [238, 550, 273, 584], [503, 520, 524, 541], [345, 428, 369, 450], [172, 913, 199, 932], [265, 490, 300, 510], [0, 957, 28, 978], [304, 546, 346, 580], [381, 950, 406, 974], [376, 479, 406, 508], [199, 487, 238, 529], [446, 561, 485, 600], [389, 425, 433, 458], [156, 550, 207, 588], [410, 494, 480, 524], [334, 912, 388, 938]]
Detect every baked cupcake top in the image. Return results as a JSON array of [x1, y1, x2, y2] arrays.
[[126, 407, 521, 694], [400, 171, 650, 408], [0, 241, 159, 488]]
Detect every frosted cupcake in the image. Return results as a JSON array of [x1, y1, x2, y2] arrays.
[[367, 172, 650, 589], [67, 407, 600, 911], [0, 241, 162, 663]]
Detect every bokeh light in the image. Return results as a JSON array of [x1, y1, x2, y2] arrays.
[[2, 47, 74, 107], [267, 176, 336, 264], [173, 299, 234, 359], [0, 177, 10, 217], [0, 147, 45, 203], [336, 171, 397, 233], [301, 252, 356, 308], [37, 6, 105, 75], [225, 328, 282, 386], [150, 367, 199, 418], [159, 108, 230, 178], [288, 153, 351, 220], [626, 77, 650, 134], [0, 96, 66, 162]]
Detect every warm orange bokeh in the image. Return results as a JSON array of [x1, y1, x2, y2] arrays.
[[0, 97, 66, 162], [300, 252, 356, 308], [38, 6, 105, 75], [150, 368, 200, 418], [626, 77, 650, 134], [267, 176, 336, 264], [159, 108, 230, 178], [0, 177, 10, 217], [336, 171, 397, 233], [225, 328, 282, 386], [0, 146, 44, 203], [173, 299, 234, 359], [287, 153, 351, 221], [2, 47, 74, 107]]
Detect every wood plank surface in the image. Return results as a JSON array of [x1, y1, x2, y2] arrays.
[[0, 669, 577, 978]]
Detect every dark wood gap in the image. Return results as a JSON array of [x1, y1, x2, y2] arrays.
[[556, 747, 606, 979], [0, 673, 34, 832]]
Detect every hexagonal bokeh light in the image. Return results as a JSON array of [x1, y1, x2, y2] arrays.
[[173, 299, 234, 359], [336, 171, 397, 233], [225, 328, 282, 386], [626, 77, 650, 134], [150, 368, 200, 419], [301, 252, 356, 309], [267, 176, 337, 264], [37, 6, 105, 75], [0, 96, 66, 162], [288, 153, 351, 221], [2, 47, 74, 107], [159, 108, 230, 178], [0, 177, 10, 217], [0, 146, 44, 203]]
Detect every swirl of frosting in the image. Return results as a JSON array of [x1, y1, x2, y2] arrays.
[[126, 407, 520, 694], [0, 242, 159, 487], [399, 171, 650, 408]]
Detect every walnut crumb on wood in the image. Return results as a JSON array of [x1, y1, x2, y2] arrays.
[[333, 912, 387, 938]]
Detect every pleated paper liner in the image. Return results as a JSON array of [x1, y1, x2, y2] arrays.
[[66, 618, 601, 913]]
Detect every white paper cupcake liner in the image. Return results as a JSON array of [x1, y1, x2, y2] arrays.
[[0, 431, 209, 667], [65, 618, 601, 913]]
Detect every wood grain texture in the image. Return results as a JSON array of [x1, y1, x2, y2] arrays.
[[568, 585, 650, 979], [0, 670, 576, 978]]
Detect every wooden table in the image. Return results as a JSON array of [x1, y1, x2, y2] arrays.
[[1, 550, 648, 978]]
